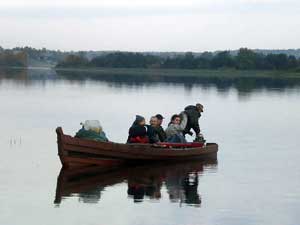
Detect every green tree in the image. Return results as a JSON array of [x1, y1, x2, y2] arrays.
[[180, 52, 197, 69], [236, 48, 258, 70], [56, 54, 88, 68], [211, 51, 235, 69], [0, 51, 28, 67]]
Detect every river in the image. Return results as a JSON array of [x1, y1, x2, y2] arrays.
[[0, 68, 299, 225]]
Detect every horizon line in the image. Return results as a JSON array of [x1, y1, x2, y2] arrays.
[[2, 46, 300, 53]]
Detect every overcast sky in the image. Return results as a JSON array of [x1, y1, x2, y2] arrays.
[[0, 0, 299, 52]]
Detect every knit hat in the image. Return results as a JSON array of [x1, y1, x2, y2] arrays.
[[134, 115, 145, 124]]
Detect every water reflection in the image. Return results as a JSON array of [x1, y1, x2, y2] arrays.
[[1, 68, 300, 96], [55, 70, 300, 95], [54, 160, 217, 207], [165, 168, 201, 206]]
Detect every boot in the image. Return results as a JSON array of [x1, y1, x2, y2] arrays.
[[193, 133, 206, 143]]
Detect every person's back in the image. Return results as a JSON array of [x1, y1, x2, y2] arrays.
[[75, 128, 109, 142], [75, 120, 109, 142]]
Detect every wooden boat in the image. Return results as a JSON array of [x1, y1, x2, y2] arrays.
[[56, 127, 218, 168]]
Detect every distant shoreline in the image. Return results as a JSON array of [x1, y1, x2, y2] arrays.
[[2, 66, 300, 79], [55, 67, 300, 79]]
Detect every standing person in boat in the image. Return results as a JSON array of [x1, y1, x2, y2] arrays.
[[165, 113, 188, 143], [183, 103, 205, 142], [155, 114, 167, 142], [127, 115, 149, 143]]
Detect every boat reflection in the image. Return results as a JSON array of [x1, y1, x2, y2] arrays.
[[54, 160, 217, 207]]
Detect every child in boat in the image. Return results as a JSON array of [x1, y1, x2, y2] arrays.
[[127, 115, 149, 143], [165, 113, 187, 143], [75, 120, 109, 142]]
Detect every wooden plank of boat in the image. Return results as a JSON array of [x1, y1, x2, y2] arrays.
[[157, 142, 204, 148], [56, 127, 218, 168]]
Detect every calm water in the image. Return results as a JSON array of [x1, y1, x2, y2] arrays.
[[1, 68, 300, 225]]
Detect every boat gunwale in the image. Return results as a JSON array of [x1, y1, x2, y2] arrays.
[[62, 134, 218, 155]]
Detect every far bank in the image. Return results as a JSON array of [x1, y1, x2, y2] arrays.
[[54, 67, 300, 79]]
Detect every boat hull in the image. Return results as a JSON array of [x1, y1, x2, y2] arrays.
[[56, 127, 218, 168]]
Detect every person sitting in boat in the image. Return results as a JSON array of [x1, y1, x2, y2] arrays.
[[75, 120, 109, 142], [183, 103, 205, 142], [154, 114, 167, 142], [165, 113, 188, 143], [127, 115, 149, 143], [147, 116, 160, 143]]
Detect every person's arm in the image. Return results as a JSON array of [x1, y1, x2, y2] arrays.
[[189, 112, 200, 135], [192, 123, 200, 135], [158, 127, 167, 141], [177, 112, 188, 131], [128, 126, 134, 136]]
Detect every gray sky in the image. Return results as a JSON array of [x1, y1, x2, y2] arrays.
[[1, 0, 300, 51]]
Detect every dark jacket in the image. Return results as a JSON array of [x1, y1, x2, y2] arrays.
[[146, 125, 160, 144], [154, 126, 167, 142], [184, 105, 201, 135], [127, 123, 148, 143]]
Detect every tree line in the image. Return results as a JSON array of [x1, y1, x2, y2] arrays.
[[56, 48, 300, 71], [0, 51, 28, 67]]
